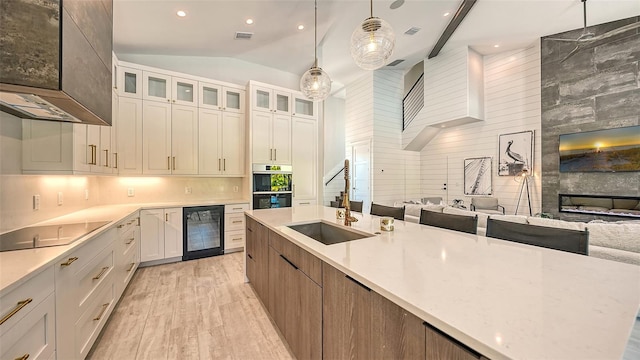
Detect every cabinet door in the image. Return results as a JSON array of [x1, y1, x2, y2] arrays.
[[73, 123, 90, 173], [171, 76, 198, 107], [371, 291, 426, 360], [252, 85, 273, 113], [292, 117, 316, 200], [199, 82, 222, 110], [223, 87, 245, 114], [99, 126, 112, 174], [117, 66, 142, 99], [171, 105, 198, 175], [272, 114, 291, 164], [198, 108, 223, 175], [164, 208, 183, 258], [110, 91, 118, 172], [221, 112, 245, 175], [425, 324, 482, 360], [142, 101, 172, 174], [292, 95, 317, 119], [143, 71, 171, 103], [253, 222, 269, 306], [297, 269, 322, 360], [323, 263, 372, 360], [22, 120, 73, 172], [140, 209, 164, 262], [252, 111, 273, 164], [273, 89, 291, 115], [117, 97, 143, 174]]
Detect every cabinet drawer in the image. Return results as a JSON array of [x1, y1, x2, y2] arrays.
[[269, 231, 322, 285], [76, 245, 115, 312], [293, 199, 317, 206], [56, 228, 115, 277], [0, 292, 55, 360], [120, 241, 139, 289], [225, 212, 245, 231], [116, 214, 138, 238], [120, 226, 138, 255], [75, 280, 116, 359], [0, 266, 54, 331], [225, 203, 249, 213], [225, 230, 245, 251]]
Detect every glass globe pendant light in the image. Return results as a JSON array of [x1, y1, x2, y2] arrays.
[[351, 0, 395, 70], [300, 0, 332, 101]]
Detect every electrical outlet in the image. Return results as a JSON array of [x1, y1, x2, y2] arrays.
[[127, 188, 135, 197], [185, 187, 192, 195], [85, 189, 89, 200], [57, 192, 63, 206], [233, 186, 239, 193], [33, 194, 40, 210]]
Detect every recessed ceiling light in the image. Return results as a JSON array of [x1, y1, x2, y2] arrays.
[[443, 12, 450, 17], [176, 10, 186, 17], [246, 19, 254, 25], [298, 24, 304, 30], [494, 44, 500, 48]]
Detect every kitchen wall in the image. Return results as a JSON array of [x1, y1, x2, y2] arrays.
[[420, 43, 543, 214], [540, 16, 640, 220]]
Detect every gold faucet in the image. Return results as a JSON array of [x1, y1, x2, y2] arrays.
[[342, 159, 358, 226]]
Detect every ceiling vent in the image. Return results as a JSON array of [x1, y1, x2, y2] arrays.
[[404, 27, 421, 35], [387, 59, 405, 66], [235, 31, 253, 40]]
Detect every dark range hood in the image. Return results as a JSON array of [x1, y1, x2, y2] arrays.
[[0, 0, 113, 126]]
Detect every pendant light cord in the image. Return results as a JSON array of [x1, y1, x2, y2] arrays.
[[314, 0, 318, 65], [370, 0, 373, 18]]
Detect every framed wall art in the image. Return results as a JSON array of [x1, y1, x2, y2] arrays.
[[499, 130, 534, 176], [464, 157, 492, 195]]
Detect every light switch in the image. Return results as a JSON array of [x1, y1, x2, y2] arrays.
[[57, 192, 63, 206], [127, 188, 135, 197], [33, 195, 40, 210]]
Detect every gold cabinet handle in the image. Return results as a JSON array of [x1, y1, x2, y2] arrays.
[[223, 158, 226, 171], [14, 353, 29, 360], [232, 220, 243, 224], [113, 152, 118, 169], [269, 148, 272, 161], [167, 156, 171, 170], [60, 257, 79, 267], [117, 224, 125, 229], [232, 207, 243, 210], [218, 158, 221, 171], [172, 157, 176, 170], [103, 149, 109, 167], [0, 298, 32, 325], [125, 237, 135, 245], [127, 263, 135, 272], [93, 266, 109, 280], [231, 237, 242, 242], [89, 145, 97, 165], [165, 213, 169, 222], [93, 303, 109, 321], [274, 149, 277, 160]]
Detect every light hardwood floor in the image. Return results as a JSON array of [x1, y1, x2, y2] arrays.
[[88, 252, 295, 360]]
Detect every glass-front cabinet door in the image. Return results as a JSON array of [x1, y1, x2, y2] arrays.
[[117, 66, 142, 99], [223, 87, 245, 114], [252, 86, 290, 115], [143, 71, 171, 103], [292, 95, 317, 120], [199, 82, 222, 110], [273, 89, 290, 115], [172, 77, 198, 107]]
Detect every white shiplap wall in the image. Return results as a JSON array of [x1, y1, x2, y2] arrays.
[[420, 43, 542, 215], [344, 71, 421, 207]]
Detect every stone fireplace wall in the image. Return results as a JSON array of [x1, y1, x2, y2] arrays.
[[541, 16, 640, 221]]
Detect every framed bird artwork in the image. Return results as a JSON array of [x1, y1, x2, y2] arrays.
[[498, 130, 534, 176]]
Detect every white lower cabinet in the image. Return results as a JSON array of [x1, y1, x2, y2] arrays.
[[55, 228, 116, 360], [114, 213, 140, 299], [140, 208, 183, 263], [0, 267, 55, 360]]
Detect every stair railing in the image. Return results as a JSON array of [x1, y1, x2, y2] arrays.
[[403, 73, 424, 131]]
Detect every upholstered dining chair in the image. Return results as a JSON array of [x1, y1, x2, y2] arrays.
[[470, 197, 505, 215], [419, 210, 478, 235], [370, 203, 405, 221], [486, 218, 589, 255]]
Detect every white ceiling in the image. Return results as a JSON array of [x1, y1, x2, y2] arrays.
[[113, 0, 640, 91]]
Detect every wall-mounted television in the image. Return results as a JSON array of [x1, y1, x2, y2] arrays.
[[559, 125, 640, 172]]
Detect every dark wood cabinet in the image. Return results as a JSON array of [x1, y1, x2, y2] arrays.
[[322, 263, 372, 360], [245, 215, 268, 306], [425, 323, 483, 360], [371, 291, 426, 360], [268, 232, 322, 360]]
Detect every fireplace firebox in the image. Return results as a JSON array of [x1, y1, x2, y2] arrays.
[[559, 194, 640, 219]]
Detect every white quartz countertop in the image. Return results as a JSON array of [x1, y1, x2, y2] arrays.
[[0, 199, 248, 295], [247, 206, 640, 360]]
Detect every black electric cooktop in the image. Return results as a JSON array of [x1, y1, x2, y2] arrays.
[[0, 221, 110, 252]]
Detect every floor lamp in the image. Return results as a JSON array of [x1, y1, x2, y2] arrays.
[[515, 169, 532, 216]]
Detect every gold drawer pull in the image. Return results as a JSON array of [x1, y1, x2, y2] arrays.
[[93, 303, 109, 321], [232, 220, 243, 224], [14, 354, 29, 360], [127, 263, 135, 272], [93, 266, 109, 280], [232, 237, 242, 241], [125, 237, 135, 245], [0, 298, 33, 325], [117, 224, 125, 229], [232, 207, 243, 210], [60, 257, 79, 267]]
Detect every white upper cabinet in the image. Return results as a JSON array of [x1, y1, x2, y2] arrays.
[[117, 66, 142, 99], [172, 77, 198, 107], [199, 109, 245, 176], [292, 95, 317, 120], [199, 82, 245, 114], [143, 71, 198, 106], [252, 85, 291, 115]]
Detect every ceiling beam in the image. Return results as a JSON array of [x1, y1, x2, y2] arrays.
[[427, 0, 477, 59]]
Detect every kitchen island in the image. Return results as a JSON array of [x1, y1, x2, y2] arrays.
[[246, 206, 640, 360]]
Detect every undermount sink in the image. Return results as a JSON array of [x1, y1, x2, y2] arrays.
[[287, 221, 372, 245]]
